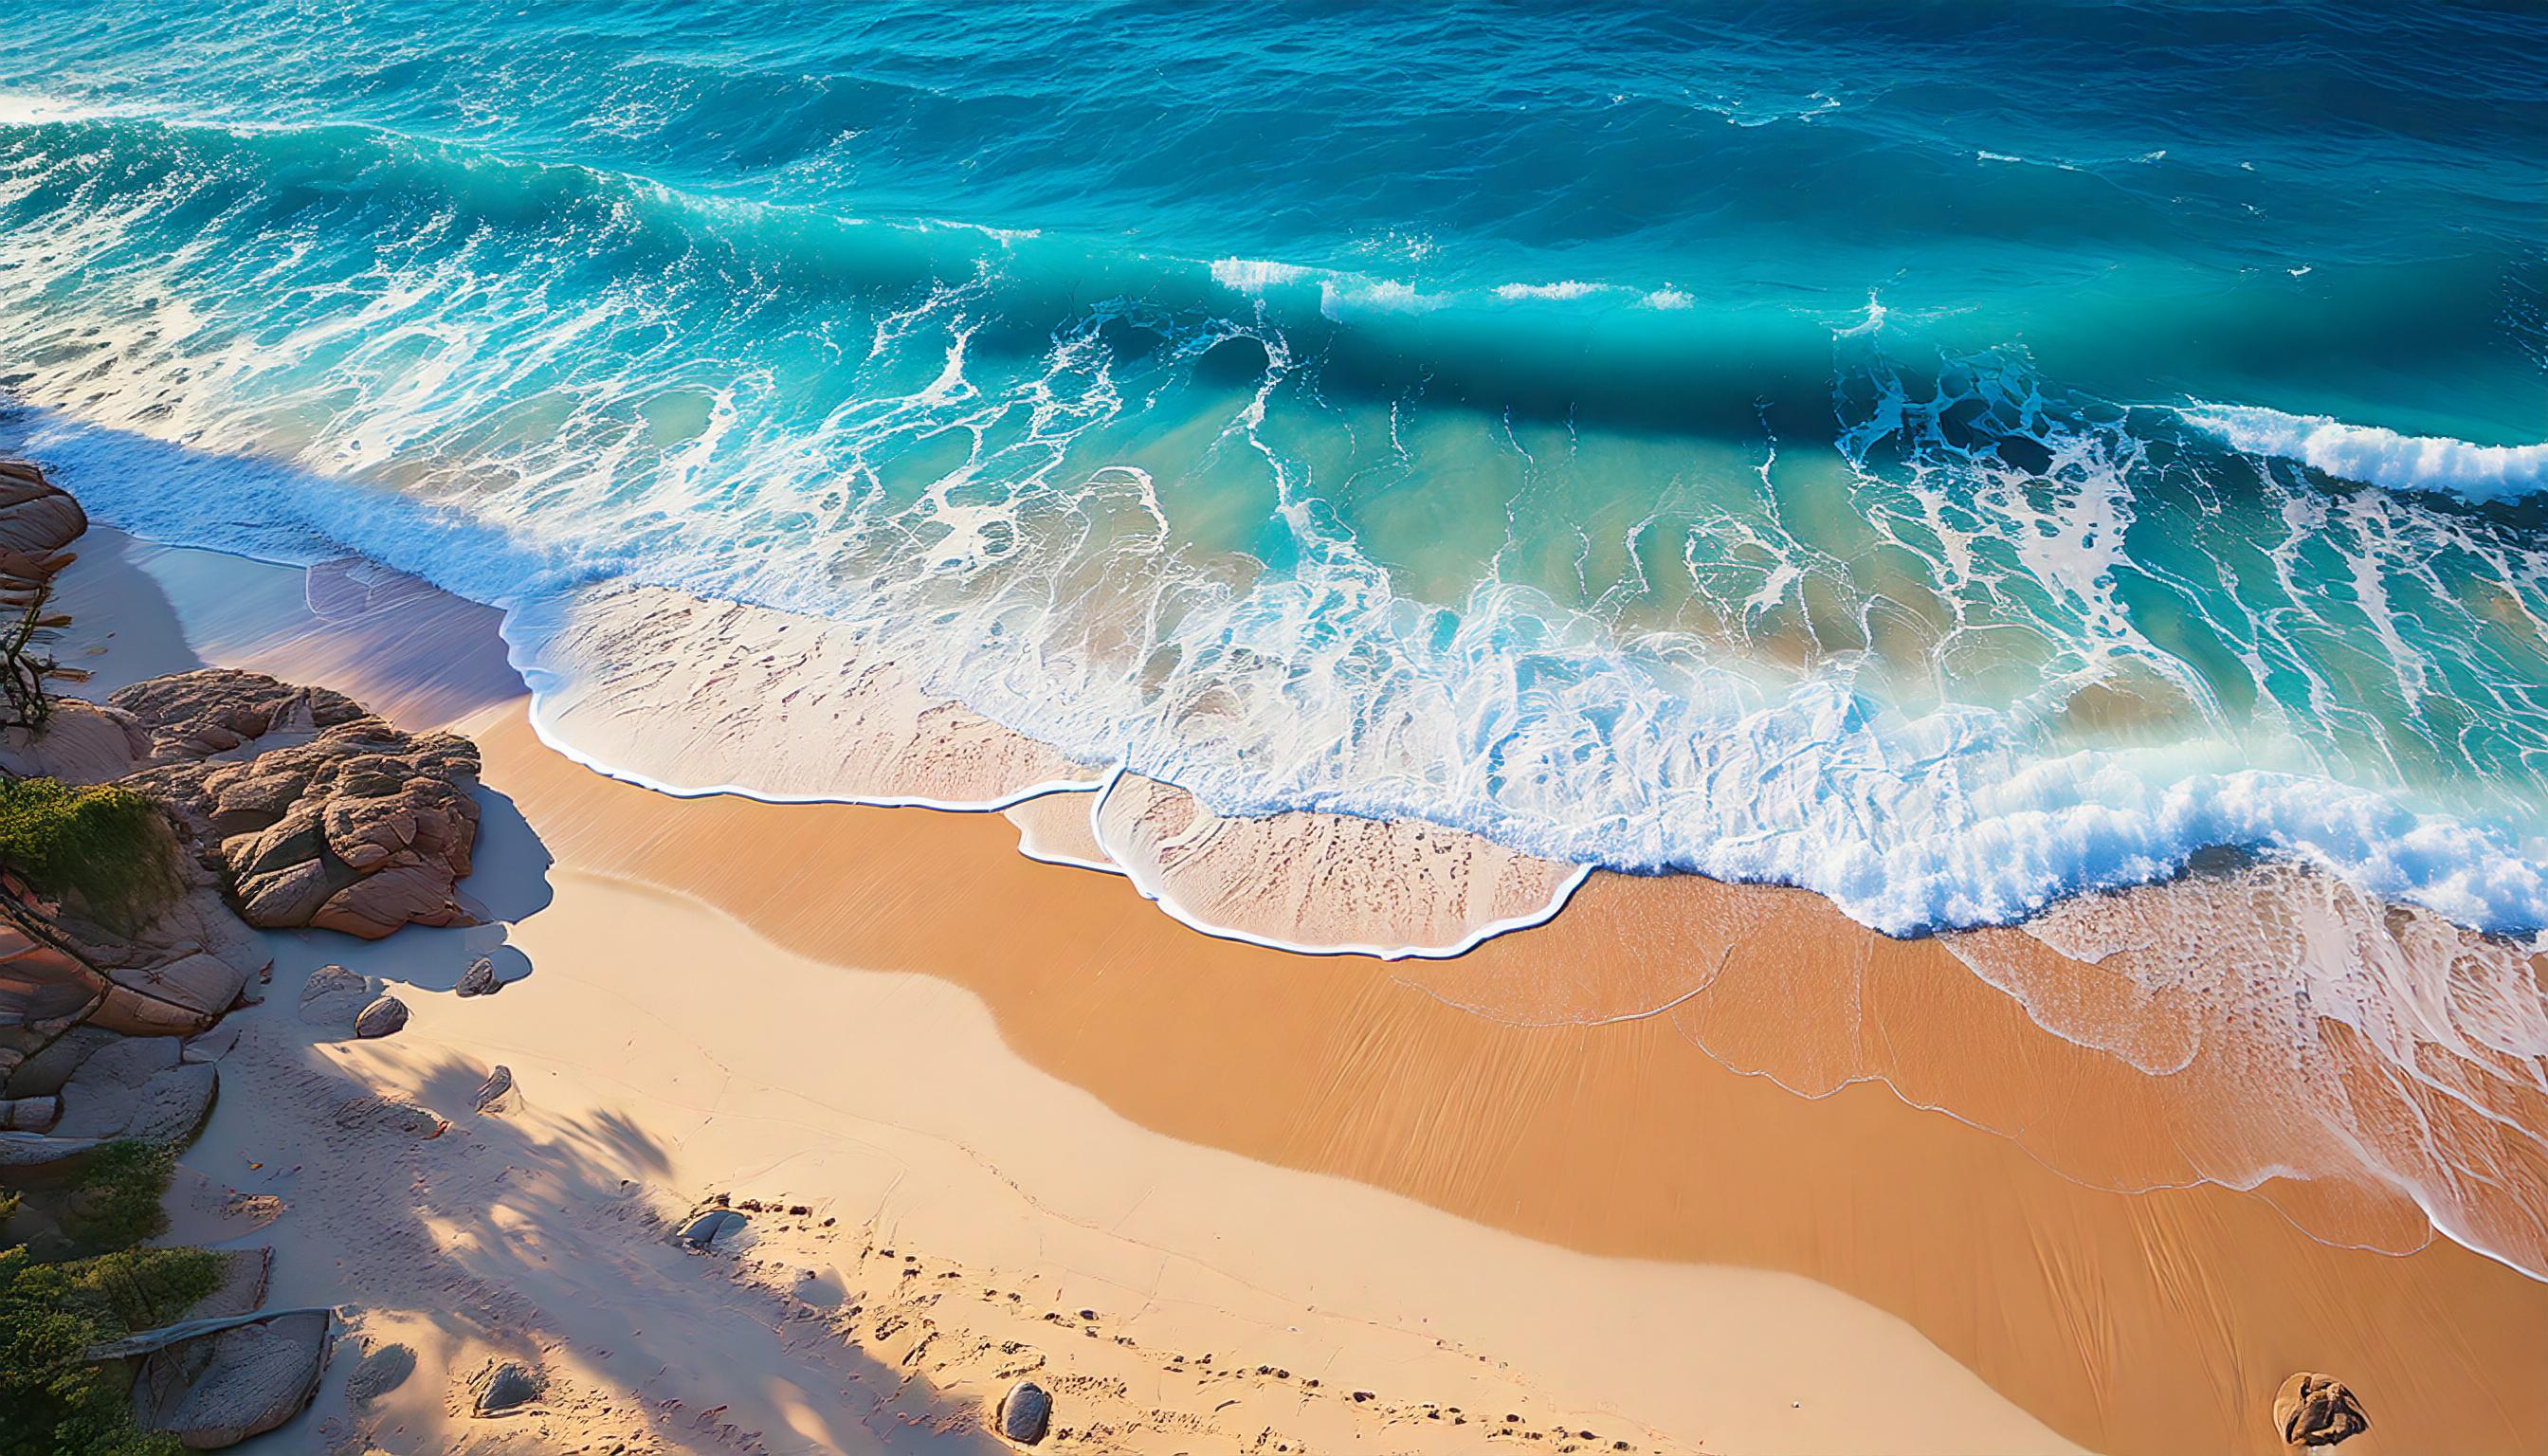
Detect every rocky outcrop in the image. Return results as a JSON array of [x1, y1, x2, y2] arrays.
[[50, 884, 272, 1037], [0, 460, 87, 589], [132, 1308, 334, 1449], [47, 1034, 216, 1144], [2275, 1373, 2369, 1447], [110, 671, 367, 767], [114, 669, 481, 939], [998, 1380, 1053, 1445]]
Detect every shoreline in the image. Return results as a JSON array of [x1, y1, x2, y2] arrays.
[[42, 516, 2548, 1452], [55, 521, 2087, 1454]]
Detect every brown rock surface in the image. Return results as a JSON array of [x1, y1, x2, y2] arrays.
[[2274, 1373, 2369, 1447], [0, 459, 87, 588], [0, 867, 269, 1050], [114, 669, 482, 938]]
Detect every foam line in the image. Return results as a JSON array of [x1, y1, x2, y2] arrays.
[[2182, 403, 2548, 502]]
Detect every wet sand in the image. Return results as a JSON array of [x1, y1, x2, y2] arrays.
[[54, 523, 2548, 1453], [473, 703, 2548, 1455]]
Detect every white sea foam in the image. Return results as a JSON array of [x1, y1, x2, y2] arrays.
[[1209, 256, 1315, 294], [2184, 403, 2548, 502], [1492, 280, 1603, 301]]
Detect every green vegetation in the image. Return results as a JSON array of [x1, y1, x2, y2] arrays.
[[0, 777, 179, 929], [0, 1243, 217, 1456], [2, 1140, 212, 1456], [64, 1141, 178, 1255]]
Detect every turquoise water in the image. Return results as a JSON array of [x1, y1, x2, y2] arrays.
[[1, 2, 2545, 933]]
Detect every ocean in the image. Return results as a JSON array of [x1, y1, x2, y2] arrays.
[[1, 0, 2544, 942]]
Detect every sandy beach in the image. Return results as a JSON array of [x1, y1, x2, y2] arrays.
[[6, 15, 2543, 1454], [20, 516, 2533, 1456]]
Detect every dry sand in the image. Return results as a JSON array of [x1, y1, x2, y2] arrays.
[[47, 526, 2548, 1454]]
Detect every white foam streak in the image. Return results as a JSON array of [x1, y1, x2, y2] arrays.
[[2184, 403, 2548, 502]]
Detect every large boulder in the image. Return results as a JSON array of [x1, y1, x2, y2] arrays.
[[47, 1034, 217, 1144], [0, 863, 270, 1045], [55, 886, 272, 1036], [113, 670, 481, 939], [0, 460, 86, 587], [2274, 1373, 2370, 1447], [108, 670, 366, 767], [135, 1308, 333, 1449]]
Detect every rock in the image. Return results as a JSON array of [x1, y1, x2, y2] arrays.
[[1, 870, 270, 1042], [472, 1064, 518, 1115], [0, 461, 88, 573], [112, 669, 481, 939], [676, 1208, 746, 1250], [181, 1023, 241, 1064], [0, 699, 149, 784], [109, 669, 366, 767], [997, 1379, 1053, 1445], [50, 1035, 217, 1144], [0, 1130, 101, 1168], [2, 1025, 117, 1098], [352, 993, 409, 1039], [0, 1095, 57, 1131], [297, 964, 374, 1029], [455, 956, 500, 996], [184, 1247, 274, 1320], [136, 1308, 332, 1449], [470, 1358, 542, 1416], [2275, 1373, 2370, 1447]]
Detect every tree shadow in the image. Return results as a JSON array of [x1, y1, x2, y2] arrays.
[[185, 1008, 1010, 1456]]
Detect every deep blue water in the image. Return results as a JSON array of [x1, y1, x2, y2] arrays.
[[0, 1, 2545, 935]]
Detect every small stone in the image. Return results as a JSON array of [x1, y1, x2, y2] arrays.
[[2275, 1373, 2370, 1447], [997, 1380, 1052, 1445], [455, 956, 500, 996], [677, 1209, 746, 1250], [472, 1065, 517, 1115], [353, 993, 409, 1039], [472, 1359, 540, 1416]]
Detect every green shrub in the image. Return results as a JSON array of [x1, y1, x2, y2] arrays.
[[64, 1140, 177, 1254], [0, 777, 178, 928], [0, 1241, 216, 1456]]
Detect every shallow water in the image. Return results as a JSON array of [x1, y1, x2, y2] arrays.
[[1, 2, 2545, 941]]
